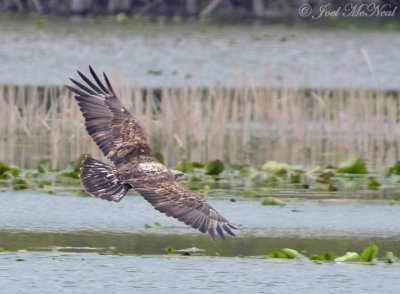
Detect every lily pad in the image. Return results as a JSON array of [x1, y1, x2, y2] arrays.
[[260, 161, 292, 175], [205, 160, 224, 175], [261, 197, 286, 206], [309, 253, 337, 261], [37, 160, 50, 174], [335, 252, 360, 262], [174, 159, 194, 173], [166, 246, 175, 254], [192, 162, 205, 168], [387, 161, 400, 175], [367, 178, 381, 190], [239, 166, 258, 179], [337, 158, 368, 174], [360, 244, 379, 262], [0, 161, 12, 176]]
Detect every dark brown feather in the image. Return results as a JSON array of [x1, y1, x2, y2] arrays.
[[67, 66, 152, 165], [132, 180, 236, 241]]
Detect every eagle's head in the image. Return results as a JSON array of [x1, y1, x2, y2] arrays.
[[170, 169, 189, 182]]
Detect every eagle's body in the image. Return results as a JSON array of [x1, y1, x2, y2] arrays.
[[67, 67, 236, 240]]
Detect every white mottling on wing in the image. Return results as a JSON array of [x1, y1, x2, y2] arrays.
[[139, 162, 165, 173]]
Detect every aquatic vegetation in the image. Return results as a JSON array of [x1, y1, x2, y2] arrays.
[[336, 158, 368, 174], [205, 159, 224, 176], [166, 246, 174, 254], [174, 159, 194, 173], [261, 197, 286, 206], [260, 161, 293, 175], [360, 244, 379, 262], [387, 162, 400, 175], [268, 244, 390, 264]]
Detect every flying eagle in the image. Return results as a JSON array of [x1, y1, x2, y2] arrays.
[[66, 66, 236, 240]]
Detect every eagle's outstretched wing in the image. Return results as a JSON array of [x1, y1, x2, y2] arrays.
[[66, 66, 152, 165], [133, 180, 236, 241]]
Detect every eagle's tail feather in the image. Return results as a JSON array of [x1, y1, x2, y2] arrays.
[[80, 156, 130, 202]]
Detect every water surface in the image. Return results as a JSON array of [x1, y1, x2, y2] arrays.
[[1, 252, 399, 294], [1, 18, 399, 89]]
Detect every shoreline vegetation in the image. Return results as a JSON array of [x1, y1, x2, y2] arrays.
[[0, 1, 399, 30], [1, 82, 400, 172]]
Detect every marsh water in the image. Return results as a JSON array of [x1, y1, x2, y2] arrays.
[[1, 191, 400, 293], [1, 18, 400, 89]]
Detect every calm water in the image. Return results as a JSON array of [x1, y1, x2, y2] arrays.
[[1, 252, 400, 294], [1, 18, 399, 89], [1, 191, 400, 293]]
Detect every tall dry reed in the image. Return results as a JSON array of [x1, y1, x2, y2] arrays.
[[0, 78, 399, 172]]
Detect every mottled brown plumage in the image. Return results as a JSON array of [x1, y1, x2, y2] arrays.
[[66, 66, 236, 240]]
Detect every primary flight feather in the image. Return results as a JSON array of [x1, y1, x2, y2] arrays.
[[66, 66, 236, 240]]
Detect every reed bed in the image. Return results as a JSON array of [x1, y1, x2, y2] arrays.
[[0, 80, 399, 172]]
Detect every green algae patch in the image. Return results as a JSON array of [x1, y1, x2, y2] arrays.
[[336, 158, 368, 174]]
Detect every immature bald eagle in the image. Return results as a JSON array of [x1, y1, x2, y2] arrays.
[[66, 67, 236, 240]]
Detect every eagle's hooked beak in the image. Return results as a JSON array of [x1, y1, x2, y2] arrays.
[[181, 174, 189, 181]]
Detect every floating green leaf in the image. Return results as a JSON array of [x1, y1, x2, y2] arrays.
[[360, 244, 379, 262], [192, 162, 205, 168], [205, 160, 224, 175], [367, 178, 381, 190], [261, 197, 286, 206], [0, 161, 11, 175], [281, 248, 298, 259], [166, 246, 175, 254], [0, 248, 5, 252], [335, 252, 360, 262], [239, 166, 258, 179], [386, 251, 395, 263], [310, 253, 337, 261], [268, 248, 298, 259], [13, 179, 28, 190], [37, 160, 50, 174], [387, 161, 400, 175], [268, 251, 288, 258], [153, 222, 162, 230], [337, 158, 368, 174], [260, 161, 292, 175], [174, 159, 194, 173]]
